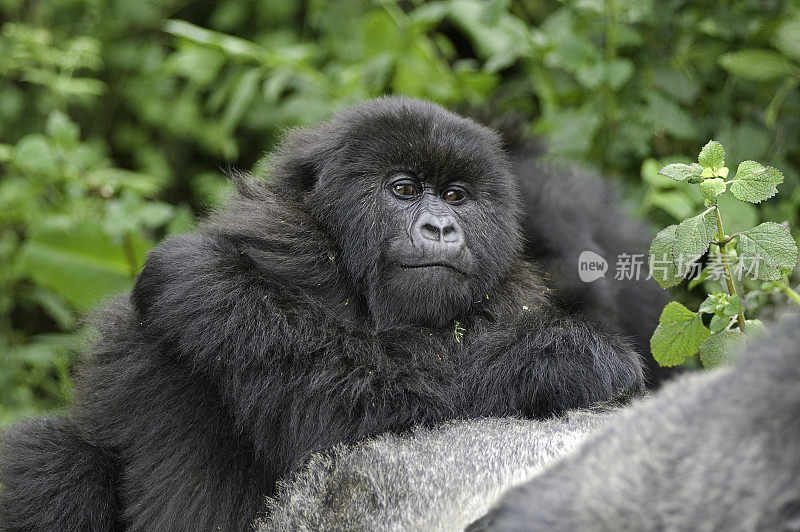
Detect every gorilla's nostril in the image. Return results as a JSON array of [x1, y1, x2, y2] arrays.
[[421, 223, 441, 240], [442, 226, 455, 237]]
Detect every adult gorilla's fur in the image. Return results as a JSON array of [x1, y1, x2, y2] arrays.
[[0, 98, 647, 530], [471, 314, 800, 531], [515, 153, 669, 384], [257, 411, 614, 531], [481, 114, 670, 385]]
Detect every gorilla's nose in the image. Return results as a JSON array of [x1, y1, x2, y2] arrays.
[[413, 213, 464, 250]]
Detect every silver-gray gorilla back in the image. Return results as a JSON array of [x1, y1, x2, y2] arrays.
[[472, 314, 800, 531], [256, 411, 614, 531]]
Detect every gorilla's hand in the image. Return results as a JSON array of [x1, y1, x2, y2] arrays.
[[464, 315, 644, 418]]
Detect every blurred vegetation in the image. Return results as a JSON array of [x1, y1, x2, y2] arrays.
[[1, 0, 799, 424]]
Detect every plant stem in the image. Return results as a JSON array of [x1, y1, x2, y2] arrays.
[[776, 277, 800, 306], [713, 205, 747, 331]]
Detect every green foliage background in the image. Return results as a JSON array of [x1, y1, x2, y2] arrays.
[[2, 0, 799, 424]]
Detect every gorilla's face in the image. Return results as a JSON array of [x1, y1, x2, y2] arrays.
[[281, 98, 522, 328]]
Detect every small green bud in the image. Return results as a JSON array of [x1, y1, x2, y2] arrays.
[[716, 166, 729, 178]]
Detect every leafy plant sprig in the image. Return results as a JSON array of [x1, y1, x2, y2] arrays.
[[648, 141, 799, 368]]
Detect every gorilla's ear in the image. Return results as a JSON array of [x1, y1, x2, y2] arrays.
[[270, 123, 343, 193]]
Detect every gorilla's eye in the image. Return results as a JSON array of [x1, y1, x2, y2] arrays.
[[392, 181, 420, 198], [442, 187, 466, 204]]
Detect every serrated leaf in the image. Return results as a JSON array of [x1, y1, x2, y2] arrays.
[[737, 222, 799, 281], [651, 302, 710, 367], [722, 295, 744, 316], [648, 224, 681, 288], [698, 293, 722, 314], [699, 178, 727, 200], [709, 315, 731, 334], [699, 330, 746, 369], [698, 140, 725, 170], [729, 160, 784, 203], [658, 163, 701, 182], [719, 49, 795, 81], [674, 210, 717, 276]]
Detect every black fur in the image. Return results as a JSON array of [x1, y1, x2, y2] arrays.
[[514, 154, 670, 385], [469, 113, 670, 385], [0, 417, 121, 531], [470, 314, 800, 531], [0, 97, 643, 530]]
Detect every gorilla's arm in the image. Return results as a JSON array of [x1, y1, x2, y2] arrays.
[[463, 310, 644, 418], [256, 411, 615, 531], [471, 315, 800, 531]]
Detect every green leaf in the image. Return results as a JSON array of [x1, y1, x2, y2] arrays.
[[699, 330, 747, 369], [17, 221, 149, 308], [687, 266, 711, 291], [709, 315, 731, 334], [648, 190, 697, 221], [650, 302, 711, 367], [722, 295, 744, 316], [699, 178, 727, 200], [138, 203, 175, 229], [698, 140, 725, 170], [658, 163, 701, 182], [736, 222, 799, 281], [697, 293, 741, 317], [698, 293, 722, 314], [648, 225, 681, 288], [673, 210, 717, 276], [88, 168, 166, 197], [641, 91, 697, 140], [719, 49, 795, 81], [45, 110, 80, 149], [772, 16, 800, 63], [166, 205, 195, 236], [729, 161, 784, 203], [13, 134, 59, 177]]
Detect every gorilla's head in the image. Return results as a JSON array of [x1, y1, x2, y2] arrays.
[[271, 97, 523, 328]]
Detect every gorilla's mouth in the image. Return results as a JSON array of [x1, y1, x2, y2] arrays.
[[398, 263, 467, 276]]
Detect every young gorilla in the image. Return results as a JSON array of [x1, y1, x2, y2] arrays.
[[0, 98, 643, 530]]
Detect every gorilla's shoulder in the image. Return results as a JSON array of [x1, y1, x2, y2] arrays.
[[131, 232, 230, 321], [131, 185, 348, 330]]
